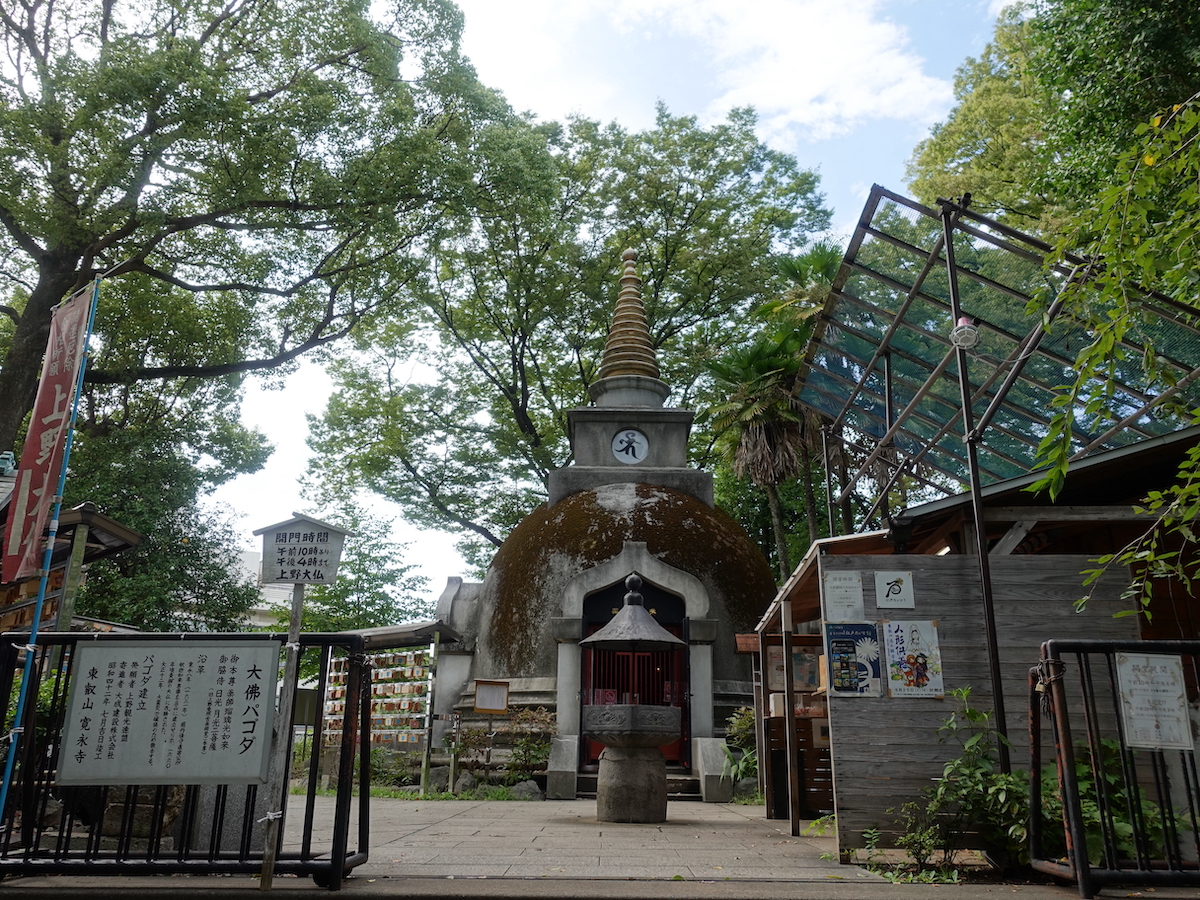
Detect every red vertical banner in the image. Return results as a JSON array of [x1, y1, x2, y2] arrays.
[[2, 288, 92, 584]]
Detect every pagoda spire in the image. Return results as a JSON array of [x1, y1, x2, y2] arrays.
[[590, 249, 670, 408], [598, 249, 659, 380]]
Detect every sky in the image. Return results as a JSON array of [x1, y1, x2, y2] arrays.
[[209, 0, 1011, 596]]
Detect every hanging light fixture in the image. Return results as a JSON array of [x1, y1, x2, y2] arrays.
[[949, 315, 980, 349]]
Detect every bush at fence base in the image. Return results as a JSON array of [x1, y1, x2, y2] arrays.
[[890, 689, 1166, 873]]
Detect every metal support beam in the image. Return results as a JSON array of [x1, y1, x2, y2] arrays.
[[940, 196, 1010, 772], [821, 426, 836, 538], [825, 233, 948, 435], [833, 347, 958, 507]]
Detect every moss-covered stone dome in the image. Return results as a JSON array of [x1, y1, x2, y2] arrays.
[[483, 482, 776, 673]]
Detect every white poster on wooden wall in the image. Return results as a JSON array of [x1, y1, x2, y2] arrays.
[[822, 570, 865, 621], [874, 571, 915, 609]]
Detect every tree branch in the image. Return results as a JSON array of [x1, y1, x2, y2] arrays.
[[85, 321, 353, 384], [394, 454, 505, 548]]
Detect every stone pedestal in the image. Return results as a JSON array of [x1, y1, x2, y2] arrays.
[[581, 704, 681, 824], [596, 746, 667, 822]]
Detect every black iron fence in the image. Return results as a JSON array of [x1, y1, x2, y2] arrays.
[[1031, 639, 1200, 899], [0, 630, 371, 890]]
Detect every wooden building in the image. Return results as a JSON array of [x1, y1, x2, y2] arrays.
[[756, 429, 1197, 847], [755, 187, 1200, 855], [0, 497, 143, 634]]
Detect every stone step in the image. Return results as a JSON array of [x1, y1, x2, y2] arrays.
[[575, 772, 702, 800]]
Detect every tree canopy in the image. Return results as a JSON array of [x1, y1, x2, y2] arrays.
[[63, 422, 263, 630], [1027, 0, 1200, 206], [905, 8, 1053, 229], [0, 0, 515, 624], [0, 0, 505, 455], [906, 0, 1200, 233], [308, 107, 830, 569]]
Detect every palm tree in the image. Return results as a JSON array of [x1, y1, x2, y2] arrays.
[[708, 326, 810, 582], [774, 240, 845, 536], [709, 242, 845, 580], [770, 239, 844, 317]]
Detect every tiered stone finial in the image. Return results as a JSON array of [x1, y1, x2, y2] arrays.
[[598, 249, 660, 380]]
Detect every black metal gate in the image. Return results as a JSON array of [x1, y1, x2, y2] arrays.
[[0, 630, 371, 889], [1031, 639, 1200, 899]]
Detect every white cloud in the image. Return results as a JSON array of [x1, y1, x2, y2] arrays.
[[453, 1, 612, 120], [454, 0, 952, 141]]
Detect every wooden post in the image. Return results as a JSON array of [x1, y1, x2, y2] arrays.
[[49, 521, 90, 670], [259, 582, 304, 891], [780, 597, 802, 837], [420, 633, 439, 795]]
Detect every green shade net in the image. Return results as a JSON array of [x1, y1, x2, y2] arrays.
[[801, 187, 1200, 513]]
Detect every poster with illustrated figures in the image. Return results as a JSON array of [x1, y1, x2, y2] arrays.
[[824, 623, 882, 697], [882, 620, 944, 698]]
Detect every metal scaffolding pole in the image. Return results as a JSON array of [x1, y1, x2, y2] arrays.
[[939, 197, 1010, 772]]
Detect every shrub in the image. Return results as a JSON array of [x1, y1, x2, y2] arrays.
[[445, 726, 490, 772], [725, 706, 756, 750], [722, 745, 758, 783], [505, 706, 555, 784], [895, 687, 1164, 874]]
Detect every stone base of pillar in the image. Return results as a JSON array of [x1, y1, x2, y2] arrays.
[[596, 746, 667, 823]]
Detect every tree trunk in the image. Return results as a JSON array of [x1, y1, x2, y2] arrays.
[[765, 482, 791, 583], [0, 265, 84, 454], [834, 426, 854, 534], [801, 446, 819, 545]]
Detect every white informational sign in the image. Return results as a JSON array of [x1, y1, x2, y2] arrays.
[[881, 620, 944, 698], [255, 514, 350, 585], [875, 571, 915, 609], [475, 680, 510, 714], [58, 640, 280, 785], [822, 570, 865, 622], [1116, 652, 1194, 751]]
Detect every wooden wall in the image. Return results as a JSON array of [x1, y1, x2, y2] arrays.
[[818, 553, 1138, 851]]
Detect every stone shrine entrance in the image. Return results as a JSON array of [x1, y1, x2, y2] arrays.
[[581, 580, 688, 767]]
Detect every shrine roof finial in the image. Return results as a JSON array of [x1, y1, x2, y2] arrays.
[[598, 249, 660, 381]]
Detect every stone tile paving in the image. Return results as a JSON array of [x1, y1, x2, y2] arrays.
[[359, 798, 884, 883]]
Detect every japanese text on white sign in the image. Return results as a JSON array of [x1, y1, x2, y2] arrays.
[[58, 640, 280, 785], [262, 528, 345, 584], [1116, 652, 1193, 751]]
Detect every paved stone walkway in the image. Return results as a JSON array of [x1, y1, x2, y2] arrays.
[[360, 798, 862, 881], [5, 797, 1193, 898]]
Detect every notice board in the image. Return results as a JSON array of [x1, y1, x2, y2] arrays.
[[57, 639, 280, 785]]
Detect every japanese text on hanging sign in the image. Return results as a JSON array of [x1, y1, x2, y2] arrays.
[[262, 527, 346, 584], [2, 287, 92, 583]]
